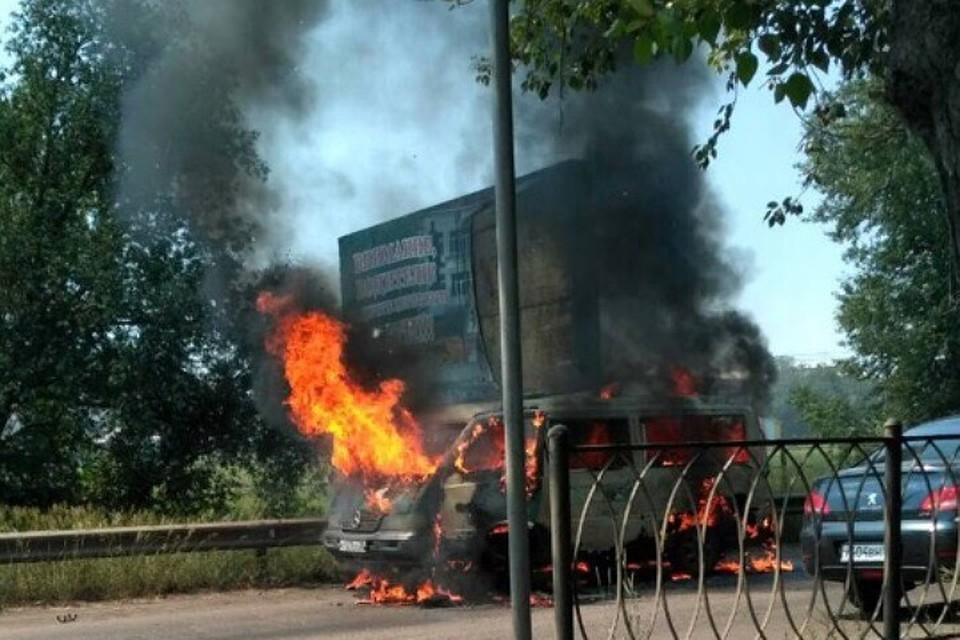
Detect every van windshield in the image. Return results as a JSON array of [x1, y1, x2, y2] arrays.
[[452, 413, 542, 476]]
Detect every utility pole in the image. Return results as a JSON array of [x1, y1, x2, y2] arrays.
[[489, 1, 531, 638]]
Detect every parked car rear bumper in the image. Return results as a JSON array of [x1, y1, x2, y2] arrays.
[[800, 516, 959, 582]]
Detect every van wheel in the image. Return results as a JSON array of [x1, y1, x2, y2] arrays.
[[664, 529, 719, 577], [480, 524, 551, 592]]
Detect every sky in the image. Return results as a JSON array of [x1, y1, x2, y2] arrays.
[[0, 0, 849, 363]]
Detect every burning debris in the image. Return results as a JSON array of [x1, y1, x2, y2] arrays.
[[347, 569, 464, 607]]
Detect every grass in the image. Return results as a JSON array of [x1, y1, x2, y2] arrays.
[[0, 505, 342, 608]]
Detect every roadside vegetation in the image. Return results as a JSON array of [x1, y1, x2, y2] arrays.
[[0, 468, 339, 608], [0, 545, 339, 607]]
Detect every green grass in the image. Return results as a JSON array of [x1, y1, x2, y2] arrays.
[[0, 505, 342, 608]]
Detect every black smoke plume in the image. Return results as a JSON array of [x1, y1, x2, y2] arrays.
[[515, 62, 777, 406], [101, 0, 328, 268]]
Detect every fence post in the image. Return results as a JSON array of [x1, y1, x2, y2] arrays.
[[884, 418, 902, 640], [548, 424, 573, 640]]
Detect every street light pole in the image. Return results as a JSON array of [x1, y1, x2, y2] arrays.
[[489, 1, 531, 638]]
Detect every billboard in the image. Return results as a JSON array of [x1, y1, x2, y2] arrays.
[[338, 160, 601, 405]]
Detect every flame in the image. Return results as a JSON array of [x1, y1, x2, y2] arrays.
[[452, 411, 544, 497], [432, 513, 443, 558], [257, 292, 438, 486], [525, 411, 545, 494], [453, 420, 499, 474], [599, 382, 620, 399], [364, 486, 392, 513], [351, 572, 464, 605], [749, 551, 794, 573], [667, 478, 733, 532], [711, 550, 795, 576], [346, 568, 375, 590], [670, 367, 698, 397], [529, 593, 554, 607]]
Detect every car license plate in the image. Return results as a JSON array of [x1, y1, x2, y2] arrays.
[[338, 539, 367, 554], [840, 543, 885, 563]]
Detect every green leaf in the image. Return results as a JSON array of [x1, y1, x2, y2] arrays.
[[783, 72, 815, 109], [767, 61, 791, 76], [633, 34, 655, 63], [735, 51, 758, 86], [697, 11, 721, 46], [725, 2, 755, 30], [757, 34, 781, 60], [773, 82, 786, 104], [628, 0, 655, 18], [672, 35, 695, 63], [809, 47, 830, 73]]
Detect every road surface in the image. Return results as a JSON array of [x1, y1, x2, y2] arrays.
[[3, 570, 959, 639]]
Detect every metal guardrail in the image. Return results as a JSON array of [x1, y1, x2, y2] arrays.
[[0, 518, 328, 563], [546, 423, 960, 640]]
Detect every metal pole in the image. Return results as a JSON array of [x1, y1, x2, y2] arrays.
[[489, 1, 531, 638], [548, 425, 573, 640], [884, 418, 902, 639]]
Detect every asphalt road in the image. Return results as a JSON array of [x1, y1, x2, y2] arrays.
[[2, 587, 558, 640], [4, 565, 960, 639], [0, 574, 844, 640]]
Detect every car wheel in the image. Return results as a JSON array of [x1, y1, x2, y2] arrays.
[[846, 579, 883, 617]]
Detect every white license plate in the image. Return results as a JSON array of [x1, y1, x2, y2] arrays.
[[338, 539, 367, 554], [840, 543, 885, 563]]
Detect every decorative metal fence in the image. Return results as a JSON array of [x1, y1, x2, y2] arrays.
[[546, 422, 960, 640]]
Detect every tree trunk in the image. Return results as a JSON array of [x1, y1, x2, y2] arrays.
[[886, 0, 960, 301]]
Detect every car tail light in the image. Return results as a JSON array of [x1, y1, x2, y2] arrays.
[[804, 490, 830, 516], [920, 484, 959, 515]]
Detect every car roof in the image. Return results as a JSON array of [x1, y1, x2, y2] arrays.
[[906, 415, 960, 437]]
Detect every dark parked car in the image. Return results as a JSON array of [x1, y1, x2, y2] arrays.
[[800, 416, 960, 613]]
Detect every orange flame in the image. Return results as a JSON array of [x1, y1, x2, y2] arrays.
[[257, 292, 437, 485], [350, 571, 464, 605], [364, 487, 392, 513], [525, 411, 545, 494], [667, 478, 733, 532], [452, 412, 544, 497], [712, 550, 795, 575]]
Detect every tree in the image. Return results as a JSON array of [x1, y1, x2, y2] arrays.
[[0, 0, 127, 505], [0, 0, 310, 512], [788, 384, 879, 437], [801, 78, 960, 423], [485, 1, 960, 298], [767, 356, 879, 436]]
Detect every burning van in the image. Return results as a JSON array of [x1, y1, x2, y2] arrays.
[[322, 392, 771, 583]]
